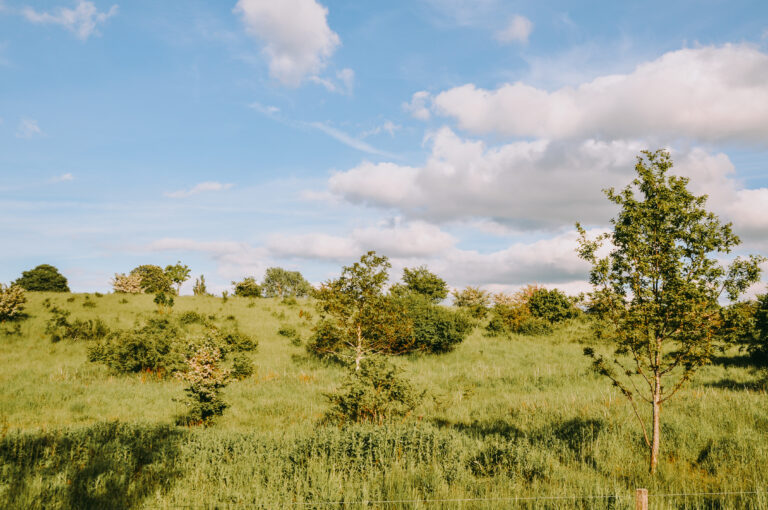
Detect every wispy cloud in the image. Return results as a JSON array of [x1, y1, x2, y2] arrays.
[[165, 181, 234, 198], [16, 118, 43, 138], [22, 1, 118, 41], [361, 120, 400, 138], [496, 14, 532, 44], [52, 173, 74, 182]]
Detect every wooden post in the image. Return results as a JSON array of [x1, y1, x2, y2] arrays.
[[635, 488, 648, 510]]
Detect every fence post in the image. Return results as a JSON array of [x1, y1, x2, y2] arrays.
[[635, 488, 648, 510]]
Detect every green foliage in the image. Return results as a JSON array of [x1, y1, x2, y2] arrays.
[[231, 354, 255, 380], [262, 267, 311, 298], [46, 307, 111, 343], [233, 276, 262, 297], [725, 293, 768, 361], [394, 265, 448, 303], [310, 252, 414, 369], [323, 356, 422, 425], [153, 292, 175, 314], [130, 265, 172, 294], [0, 283, 26, 322], [176, 346, 230, 426], [192, 275, 209, 296], [397, 294, 473, 353], [577, 149, 764, 474], [451, 286, 490, 319], [484, 287, 554, 337], [527, 288, 579, 323], [164, 261, 191, 294], [14, 264, 69, 292]]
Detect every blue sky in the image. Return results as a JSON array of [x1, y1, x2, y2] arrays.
[[1, 0, 767, 295]]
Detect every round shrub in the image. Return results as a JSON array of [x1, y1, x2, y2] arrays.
[[14, 264, 69, 292]]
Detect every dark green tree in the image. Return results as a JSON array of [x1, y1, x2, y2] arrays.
[[262, 267, 311, 298], [527, 288, 579, 324], [14, 264, 70, 292], [577, 150, 764, 474], [392, 265, 449, 304], [164, 261, 191, 294], [233, 277, 262, 298], [130, 265, 172, 294]]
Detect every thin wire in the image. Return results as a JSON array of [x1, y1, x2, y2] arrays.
[[649, 490, 764, 498]]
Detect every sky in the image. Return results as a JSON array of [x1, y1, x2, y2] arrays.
[[1, 0, 767, 296]]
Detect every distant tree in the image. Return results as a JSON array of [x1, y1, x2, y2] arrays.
[[577, 150, 763, 474], [310, 252, 413, 370], [262, 267, 311, 298], [0, 284, 26, 322], [130, 265, 172, 294], [164, 261, 191, 294], [392, 266, 449, 304], [451, 286, 490, 319], [175, 345, 230, 426], [233, 277, 262, 298], [192, 275, 208, 296], [111, 273, 143, 294], [14, 264, 69, 292], [527, 288, 579, 324]]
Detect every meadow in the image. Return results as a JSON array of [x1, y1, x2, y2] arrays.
[[1, 291, 767, 509]]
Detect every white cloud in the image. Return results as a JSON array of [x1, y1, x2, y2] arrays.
[[432, 44, 768, 143], [146, 238, 269, 282], [248, 102, 280, 115], [234, 0, 341, 87], [52, 173, 74, 182], [267, 220, 456, 260], [22, 1, 118, 41], [307, 122, 397, 157], [309, 68, 354, 94], [329, 127, 768, 238], [421, 0, 499, 28], [496, 15, 532, 44], [403, 91, 432, 121], [164, 181, 234, 199], [16, 118, 43, 138]]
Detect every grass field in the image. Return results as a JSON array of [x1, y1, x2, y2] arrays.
[[1, 292, 767, 509]]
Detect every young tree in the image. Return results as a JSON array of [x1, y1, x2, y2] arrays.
[[14, 264, 70, 292], [451, 286, 490, 319], [0, 284, 26, 322], [164, 261, 191, 294], [577, 150, 763, 474], [192, 275, 208, 296], [393, 265, 449, 303], [262, 267, 311, 298], [111, 273, 143, 294], [311, 251, 413, 370]]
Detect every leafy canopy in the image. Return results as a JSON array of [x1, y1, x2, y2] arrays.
[[14, 264, 69, 292], [262, 267, 311, 298], [393, 266, 448, 304]]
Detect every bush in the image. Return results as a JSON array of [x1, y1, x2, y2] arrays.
[[394, 266, 449, 304], [175, 346, 230, 426], [233, 277, 262, 297], [153, 292, 175, 314], [231, 355, 255, 380], [451, 286, 490, 319], [0, 283, 26, 322], [323, 356, 422, 425], [262, 267, 311, 298], [130, 265, 172, 294], [46, 308, 111, 343], [527, 288, 579, 323], [14, 264, 69, 292], [399, 295, 472, 353], [112, 273, 143, 294]]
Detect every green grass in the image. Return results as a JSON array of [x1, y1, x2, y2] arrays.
[[1, 292, 767, 508]]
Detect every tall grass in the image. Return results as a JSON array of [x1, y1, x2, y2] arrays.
[[1, 292, 767, 508]]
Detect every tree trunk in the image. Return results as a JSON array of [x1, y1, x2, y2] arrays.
[[354, 325, 363, 371], [649, 374, 661, 474]]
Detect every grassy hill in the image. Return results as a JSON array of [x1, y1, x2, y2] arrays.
[[1, 292, 767, 508]]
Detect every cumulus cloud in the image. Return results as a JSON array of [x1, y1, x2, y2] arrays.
[[403, 91, 432, 121], [496, 15, 532, 44], [164, 181, 234, 199], [431, 44, 768, 143], [329, 127, 768, 238], [146, 238, 269, 281], [22, 1, 117, 41], [16, 118, 43, 138], [234, 0, 341, 87], [267, 220, 456, 260]]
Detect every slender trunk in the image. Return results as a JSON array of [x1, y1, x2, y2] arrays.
[[354, 325, 363, 371], [650, 373, 661, 474]]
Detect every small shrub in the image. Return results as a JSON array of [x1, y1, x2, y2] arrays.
[[46, 308, 111, 343], [233, 277, 262, 298], [175, 346, 230, 426], [154, 292, 175, 314], [192, 275, 209, 296], [220, 328, 258, 352], [66, 296, 76, 303], [527, 288, 579, 323], [178, 310, 208, 325], [0, 284, 26, 322], [82, 297, 97, 308], [231, 355, 255, 380], [323, 356, 422, 425], [451, 286, 490, 319], [95, 292, 103, 298], [112, 272, 143, 294], [119, 298, 128, 304], [399, 295, 472, 353]]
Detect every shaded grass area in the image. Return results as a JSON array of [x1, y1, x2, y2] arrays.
[[1, 292, 767, 508]]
